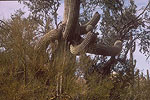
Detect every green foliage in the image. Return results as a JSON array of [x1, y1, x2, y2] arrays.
[[0, 10, 79, 100], [1, 0, 150, 100], [23, 0, 61, 28]]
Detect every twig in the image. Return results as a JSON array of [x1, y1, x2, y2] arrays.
[[118, 1, 150, 38], [136, 1, 150, 20]]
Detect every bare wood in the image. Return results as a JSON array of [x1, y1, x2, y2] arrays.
[[63, 0, 80, 41]]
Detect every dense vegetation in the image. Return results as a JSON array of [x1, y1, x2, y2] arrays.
[[0, 0, 150, 100]]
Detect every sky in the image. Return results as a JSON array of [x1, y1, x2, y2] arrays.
[[0, 0, 150, 74]]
